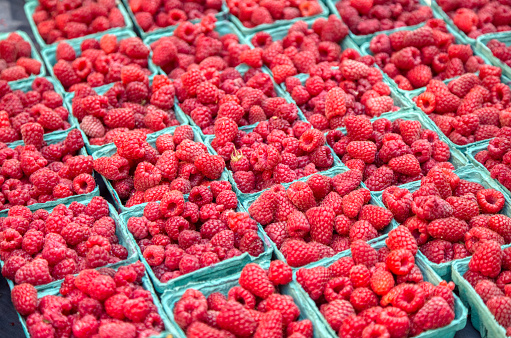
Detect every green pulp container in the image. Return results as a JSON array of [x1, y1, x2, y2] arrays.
[[401, 165, 511, 282], [24, 0, 134, 49], [0, 30, 46, 85], [118, 201, 273, 293], [241, 166, 399, 271], [40, 30, 159, 97], [0, 198, 138, 292], [296, 236, 468, 338], [228, 1, 329, 36], [475, 32, 511, 80], [160, 261, 330, 337], [452, 252, 511, 338], [0, 128, 100, 216], [326, 0, 433, 46]]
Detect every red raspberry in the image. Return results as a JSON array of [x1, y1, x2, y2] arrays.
[[386, 249, 415, 276], [350, 264, 371, 288], [426, 217, 468, 243], [321, 299, 356, 332], [325, 87, 346, 120], [283, 239, 319, 267], [351, 240, 377, 268], [332, 170, 362, 196], [487, 296, 511, 329], [344, 115, 373, 141], [386, 225, 418, 255], [11, 283, 37, 315], [195, 154, 225, 180], [287, 181, 316, 211], [295, 266, 330, 300], [364, 166, 395, 191], [14, 258, 52, 285], [217, 300, 257, 336], [469, 240, 503, 278], [411, 297, 455, 336], [305, 206, 335, 245], [239, 263, 275, 299]]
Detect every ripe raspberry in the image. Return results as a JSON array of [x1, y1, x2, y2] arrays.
[[386, 249, 415, 276], [321, 299, 356, 332], [287, 181, 316, 211], [351, 240, 377, 268], [283, 239, 319, 267], [305, 206, 335, 245], [411, 297, 455, 336], [469, 240, 503, 278], [426, 217, 468, 243], [11, 283, 37, 316], [217, 301, 257, 336], [364, 166, 395, 191], [239, 263, 274, 299]]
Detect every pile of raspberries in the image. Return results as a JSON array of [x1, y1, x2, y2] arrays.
[[382, 168, 511, 265], [226, 0, 323, 28], [288, 61, 400, 131], [128, 0, 223, 32], [127, 184, 266, 283], [0, 129, 96, 208], [413, 68, 511, 146], [0, 78, 71, 144], [337, 0, 433, 36], [177, 66, 302, 134], [474, 131, 511, 193], [53, 35, 151, 91], [0, 196, 129, 286], [244, 17, 348, 83], [173, 261, 312, 337], [31, 0, 126, 44], [93, 127, 226, 207], [438, 0, 511, 39], [71, 72, 180, 147], [296, 226, 457, 337], [370, 20, 486, 91], [326, 115, 453, 191], [0, 32, 42, 82], [462, 242, 511, 335], [249, 171, 394, 267], [149, 17, 246, 78], [211, 117, 335, 193], [486, 39, 511, 69], [10, 262, 166, 337]]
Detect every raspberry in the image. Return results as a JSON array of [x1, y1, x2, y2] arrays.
[[195, 154, 225, 180], [283, 239, 319, 267], [332, 170, 362, 196], [305, 206, 335, 245], [469, 240, 503, 278], [239, 263, 274, 299], [426, 217, 468, 243], [364, 166, 395, 191], [325, 87, 346, 120], [321, 299, 356, 332], [477, 189, 505, 214], [351, 240, 377, 268], [488, 215, 511, 244], [344, 115, 372, 141], [350, 264, 371, 288], [11, 283, 37, 316], [217, 300, 257, 336], [386, 249, 415, 276], [296, 266, 330, 300], [487, 296, 511, 329], [411, 297, 455, 336], [14, 258, 52, 285]]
